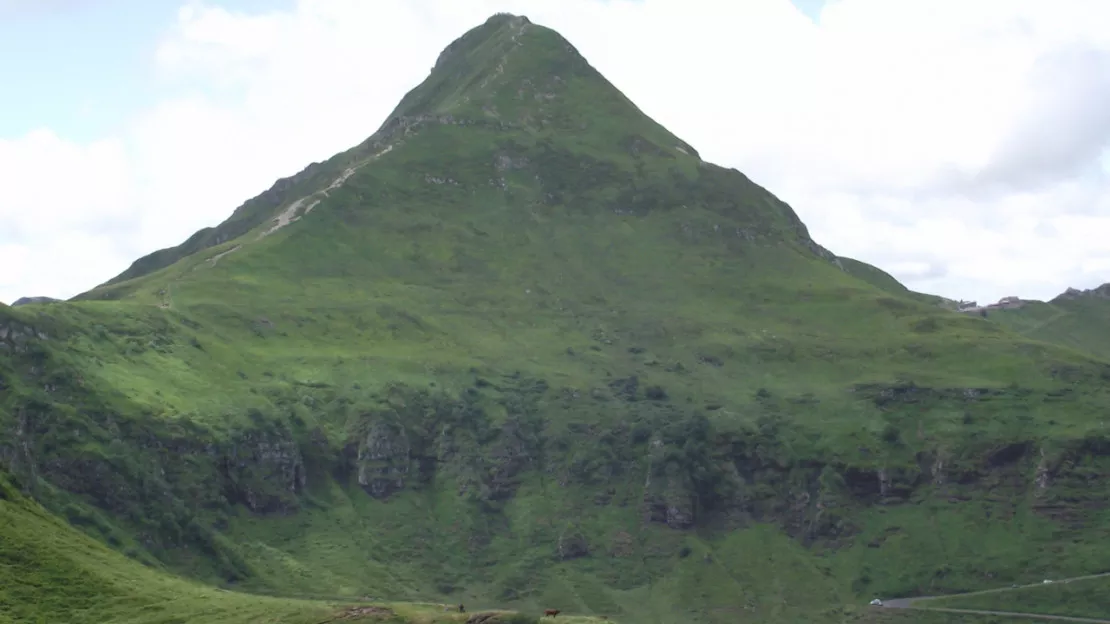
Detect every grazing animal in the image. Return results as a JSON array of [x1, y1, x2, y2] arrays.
[[544, 609, 560, 617]]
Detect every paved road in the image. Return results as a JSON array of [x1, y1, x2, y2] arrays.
[[878, 572, 1110, 623], [900, 607, 1110, 624]]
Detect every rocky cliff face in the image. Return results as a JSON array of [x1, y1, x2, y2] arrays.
[[0, 318, 49, 354], [642, 438, 696, 530], [354, 417, 412, 498], [221, 427, 307, 513]]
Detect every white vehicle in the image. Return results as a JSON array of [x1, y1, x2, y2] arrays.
[[870, 599, 883, 606], [1043, 579, 1053, 584]]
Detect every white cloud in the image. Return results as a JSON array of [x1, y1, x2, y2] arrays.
[[2, 0, 1110, 306]]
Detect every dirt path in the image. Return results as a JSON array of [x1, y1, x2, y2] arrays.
[[259, 143, 395, 239], [880, 572, 1110, 623]]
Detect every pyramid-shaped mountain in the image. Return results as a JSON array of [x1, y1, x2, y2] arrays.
[[4, 13, 1110, 624], [96, 13, 835, 292]]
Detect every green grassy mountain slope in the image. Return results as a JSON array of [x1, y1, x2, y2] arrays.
[[986, 284, 1110, 361], [4, 13, 1110, 624]]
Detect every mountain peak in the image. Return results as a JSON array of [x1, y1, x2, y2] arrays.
[[432, 12, 533, 68], [367, 12, 702, 174], [382, 11, 608, 126], [87, 14, 797, 295], [430, 12, 534, 75]]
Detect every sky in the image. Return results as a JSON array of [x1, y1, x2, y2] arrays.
[[2, 0, 1110, 306]]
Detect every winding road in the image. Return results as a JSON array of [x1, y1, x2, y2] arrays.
[[879, 573, 1110, 623]]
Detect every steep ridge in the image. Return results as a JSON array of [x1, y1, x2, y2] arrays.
[[838, 257, 958, 309], [4, 13, 1110, 624]]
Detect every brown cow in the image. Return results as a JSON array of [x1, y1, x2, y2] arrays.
[[543, 609, 561, 617]]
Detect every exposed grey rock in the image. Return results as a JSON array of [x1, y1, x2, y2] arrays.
[[642, 441, 696, 530], [0, 320, 49, 353], [493, 153, 529, 171], [556, 526, 590, 560], [355, 419, 412, 498], [222, 429, 306, 513]]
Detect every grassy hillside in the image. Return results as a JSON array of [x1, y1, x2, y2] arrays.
[[0, 471, 1019, 624], [3, 13, 1110, 624], [988, 286, 1110, 361]]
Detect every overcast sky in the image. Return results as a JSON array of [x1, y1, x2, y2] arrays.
[[2, 0, 1110, 306]]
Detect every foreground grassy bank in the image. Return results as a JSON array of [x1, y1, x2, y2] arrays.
[[0, 473, 601, 624]]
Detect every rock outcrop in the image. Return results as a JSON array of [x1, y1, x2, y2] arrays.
[[353, 417, 412, 498], [1055, 283, 1110, 301], [221, 428, 306, 514]]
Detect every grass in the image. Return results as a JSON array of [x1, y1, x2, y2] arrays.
[[989, 294, 1110, 361], [0, 475, 614, 624], [3, 11, 1110, 624], [0, 472, 337, 624]]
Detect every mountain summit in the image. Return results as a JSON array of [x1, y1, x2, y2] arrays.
[[5, 13, 1110, 624], [95, 12, 834, 291], [385, 13, 627, 123]]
